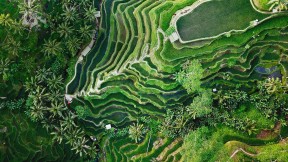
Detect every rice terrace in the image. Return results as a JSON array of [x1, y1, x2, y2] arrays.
[[175, 0, 271, 42], [1, 0, 288, 161]]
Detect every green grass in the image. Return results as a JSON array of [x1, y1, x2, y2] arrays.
[[234, 104, 275, 131], [176, 0, 268, 42]]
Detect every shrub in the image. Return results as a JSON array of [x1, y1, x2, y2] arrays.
[[74, 105, 89, 119], [6, 98, 25, 110]]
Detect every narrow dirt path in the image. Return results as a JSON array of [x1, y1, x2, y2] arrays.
[[230, 148, 257, 159]]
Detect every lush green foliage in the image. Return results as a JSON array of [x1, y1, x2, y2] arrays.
[[182, 127, 225, 162], [74, 105, 89, 119], [1, 0, 288, 161], [128, 122, 145, 143], [176, 60, 204, 94], [256, 141, 288, 161], [188, 90, 213, 119]]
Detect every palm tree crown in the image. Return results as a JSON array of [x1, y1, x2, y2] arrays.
[[47, 74, 63, 90], [61, 5, 78, 22], [79, 24, 93, 40], [0, 58, 12, 76], [84, 6, 97, 22], [42, 39, 62, 57], [0, 14, 14, 28], [57, 22, 74, 38], [66, 36, 82, 56], [129, 122, 144, 143]]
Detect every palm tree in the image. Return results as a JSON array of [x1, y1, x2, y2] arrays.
[[31, 86, 48, 102], [129, 122, 144, 143], [4, 37, 21, 56], [42, 39, 62, 57], [60, 112, 77, 131], [18, 0, 41, 16], [75, 0, 92, 7], [10, 20, 23, 35], [57, 22, 74, 38], [86, 142, 98, 158], [263, 77, 282, 94], [48, 101, 67, 117], [65, 128, 84, 146], [0, 14, 13, 28], [0, 58, 12, 77], [26, 100, 46, 122], [78, 24, 93, 40], [36, 67, 52, 82], [18, 0, 42, 28], [18, 0, 42, 18], [268, 0, 288, 11], [47, 74, 63, 90], [48, 89, 63, 103], [24, 77, 39, 92], [84, 6, 97, 22], [61, 0, 74, 6], [41, 119, 53, 132], [66, 36, 82, 56], [61, 5, 78, 22], [51, 126, 65, 144], [71, 137, 91, 157]]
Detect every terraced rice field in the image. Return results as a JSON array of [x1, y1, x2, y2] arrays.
[[66, 0, 288, 160], [176, 0, 269, 42]]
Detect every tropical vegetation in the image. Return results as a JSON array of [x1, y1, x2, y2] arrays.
[[1, 0, 288, 161]]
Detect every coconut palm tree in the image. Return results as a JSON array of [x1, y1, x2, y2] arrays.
[[66, 36, 82, 56], [42, 39, 62, 57], [61, 0, 74, 6], [47, 74, 63, 90], [18, 0, 42, 28], [26, 100, 46, 121], [84, 6, 97, 22], [36, 67, 52, 82], [129, 122, 144, 143], [41, 119, 53, 132], [0, 58, 12, 76], [48, 101, 67, 117], [24, 76, 39, 92], [86, 142, 98, 158], [65, 128, 84, 146], [57, 22, 74, 38], [263, 77, 283, 94], [4, 37, 21, 56], [61, 5, 78, 22], [0, 14, 13, 28], [75, 0, 92, 7], [78, 24, 93, 40], [65, 132, 77, 146], [10, 20, 24, 35], [18, 0, 41, 16], [47, 89, 63, 103], [60, 112, 77, 131], [268, 0, 288, 11], [72, 137, 91, 157], [51, 126, 65, 144], [31, 86, 48, 102]]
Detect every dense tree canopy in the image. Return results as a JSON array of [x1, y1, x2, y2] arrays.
[[175, 60, 204, 94]]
